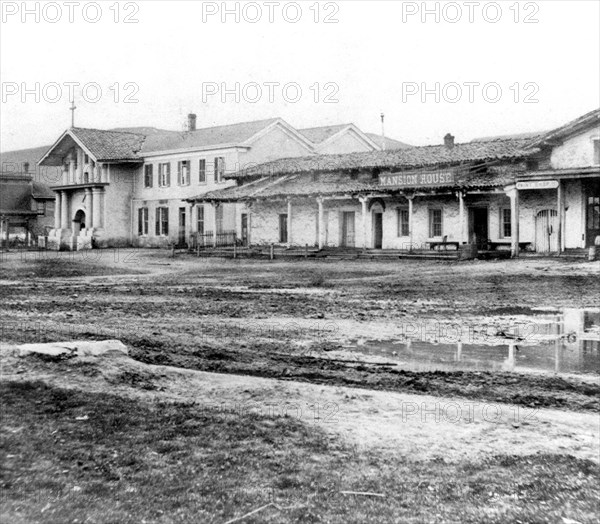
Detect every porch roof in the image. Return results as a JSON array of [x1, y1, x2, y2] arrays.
[[189, 165, 518, 203]]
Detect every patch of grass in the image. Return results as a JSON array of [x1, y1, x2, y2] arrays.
[[1, 380, 598, 523], [0, 257, 144, 279]]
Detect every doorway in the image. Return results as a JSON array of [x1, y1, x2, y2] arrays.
[[373, 212, 383, 249], [535, 209, 558, 253], [178, 207, 186, 246], [585, 179, 600, 247], [469, 207, 489, 249], [73, 209, 86, 236], [241, 213, 249, 246], [341, 211, 355, 247]]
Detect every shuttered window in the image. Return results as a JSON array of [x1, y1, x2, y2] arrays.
[[138, 207, 149, 236], [199, 159, 206, 183], [159, 163, 171, 187], [156, 207, 169, 236]]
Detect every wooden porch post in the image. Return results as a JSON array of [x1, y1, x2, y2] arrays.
[[212, 202, 218, 248], [407, 195, 414, 252], [557, 181, 564, 253], [287, 198, 292, 248], [509, 187, 520, 258], [458, 190, 466, 244], [359, 196, 368, 250], [317, 197, 324, 249]]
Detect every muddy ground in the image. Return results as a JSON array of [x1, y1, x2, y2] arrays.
[[1, 250, 599, 412]]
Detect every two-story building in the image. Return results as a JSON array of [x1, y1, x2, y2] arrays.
[[37, 115, 393, 250], [191, 108, 599, 256]]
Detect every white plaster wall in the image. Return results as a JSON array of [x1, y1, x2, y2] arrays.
[[551, 126, 600, 169], [316, 132, 374, 155]]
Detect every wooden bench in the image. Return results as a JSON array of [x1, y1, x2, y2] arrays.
[[488, 241, 532, 251], [428, 236, 460, 251]]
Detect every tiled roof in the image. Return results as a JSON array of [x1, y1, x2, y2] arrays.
[[70, 128, 146, 161], [471, 131, 545, 142], [191, 164, 519, 203], [528, 108, 600, 147], [139, 118, 281, 154], [229, 137, 537, 179], [0, 146, 51, 173], [364, 133, 412, 150], [31, 180, 55, 199]]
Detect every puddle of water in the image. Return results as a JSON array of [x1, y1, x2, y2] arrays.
[[345, 308, 600, 375]]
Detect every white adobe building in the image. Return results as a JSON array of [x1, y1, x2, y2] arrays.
[[192, 108, 599, 256], [37, 115, 399, 250]]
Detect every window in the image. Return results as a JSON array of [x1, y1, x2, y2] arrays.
[[198, 159, 206, 183], [588, 196, 600, 229], [178, 160, 190, 186], [397, 208, 409, 237], [36, 201, 46, 214], [144, 165, 153, 188], [594, 139, 600, 166], [197, 205, 205, 235], [500, 208, 511, 238], [156, 207, 169, 236], [138, 207, 149, 236], [429, 209, 443, 237], [214, 157, 225, 183], [159, 163, 171, 187], [279, 214, 288, 243], [215, 205, 223, 234]]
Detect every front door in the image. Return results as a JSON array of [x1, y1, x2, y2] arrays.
[[469, 208, 488, 249], [241, 213, 249, 246], [585, 179, 600, 247], [373, 212, 383, 249], [535, 209, 558, 253], [178, 208, 186, 246], [341, 211, 355, 247]]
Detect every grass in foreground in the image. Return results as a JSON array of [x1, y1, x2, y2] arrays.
[[1, 381, 598, 524]]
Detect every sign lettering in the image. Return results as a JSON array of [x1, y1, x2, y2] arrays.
[[516, 180, 559, 190], [379, 171, 455, 188]]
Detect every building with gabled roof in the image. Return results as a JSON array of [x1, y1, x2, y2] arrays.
[[36, 114, 393, 249], [188, 109, 599, 255]]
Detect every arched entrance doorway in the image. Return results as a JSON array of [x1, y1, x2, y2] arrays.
[[72, 209, 86, 236], [535, 209, 558, 253]]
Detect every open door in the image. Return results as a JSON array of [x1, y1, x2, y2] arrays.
[[178, 207, 186, 246], [585, 179, 600, 247], [373, 212, 383, 249], [241, 213, 249, 246], [468, 208, 488, 249]]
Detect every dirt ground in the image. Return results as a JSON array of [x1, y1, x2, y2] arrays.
[[1, 249, 599, 523]]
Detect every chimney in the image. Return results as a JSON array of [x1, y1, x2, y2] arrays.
[[187, 113, 197, 132], [444, 133, 455, 149]]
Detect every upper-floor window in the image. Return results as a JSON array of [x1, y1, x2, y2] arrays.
[[214, 157, 225, 183], [159, 163, 171, 187], [144, 165, 153, 188], [36, 201, 46, 214], [178, 160, 190, 186], [593, 139, 600, 165], [199, 159, 206, 184]]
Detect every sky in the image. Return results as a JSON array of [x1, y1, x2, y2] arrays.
[[1, 0, 599, 152]]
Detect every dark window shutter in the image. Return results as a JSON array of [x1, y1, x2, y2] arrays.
[[177, 162, 182, 185], [164, 209, 169, 235], [156, 209, 160, 235], [167, 163, 171, 186], [138, 208, 143, 235]]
